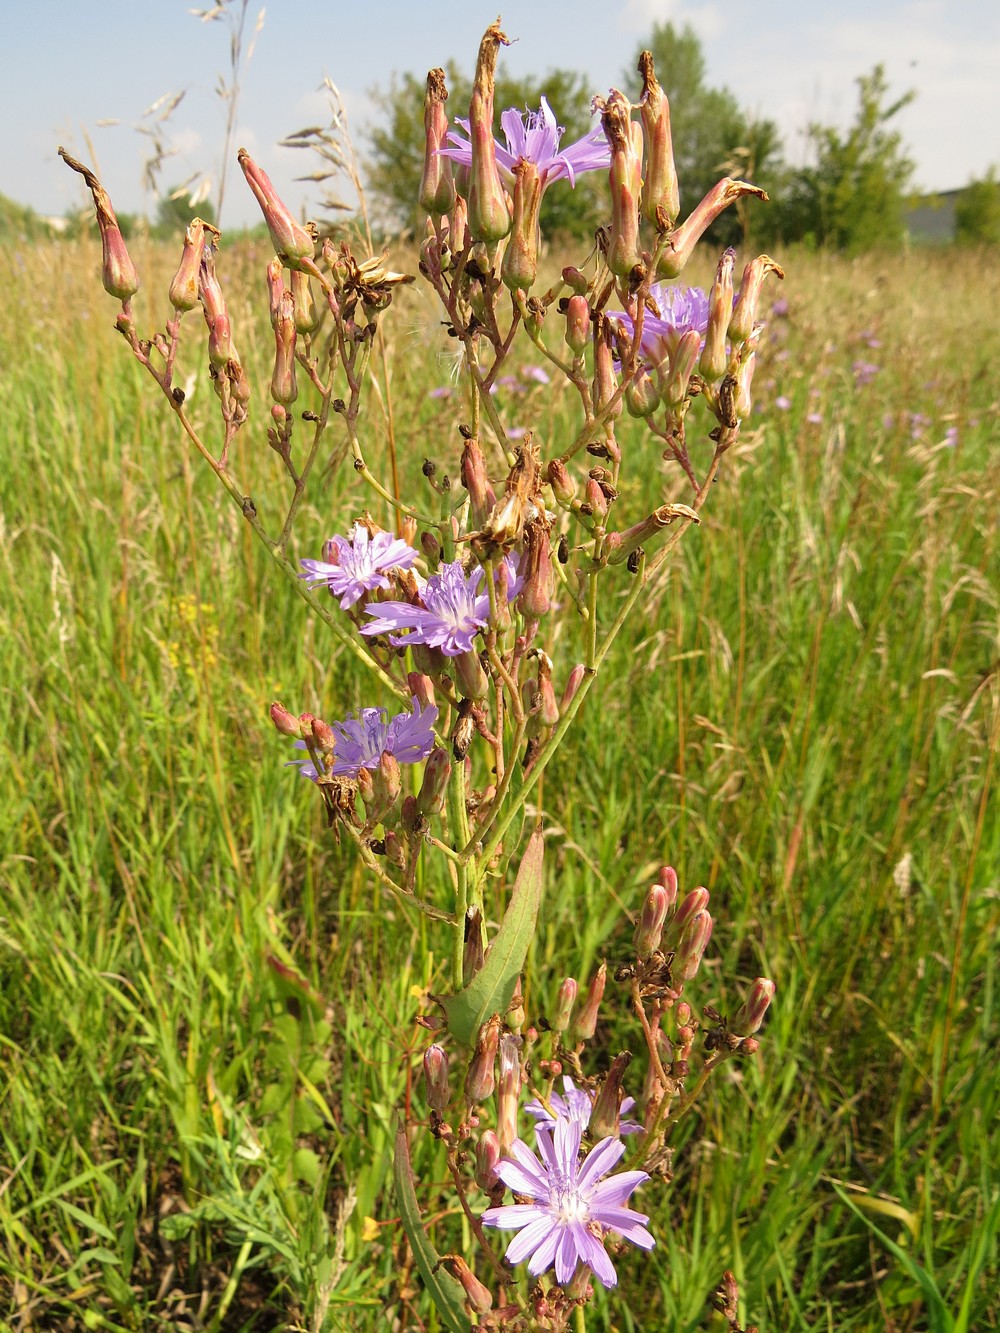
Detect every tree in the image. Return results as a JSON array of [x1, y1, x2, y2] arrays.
[[623, 23, 784, 246], [954, 168, 1000, 246], [366, 64, 603, 238], [778, 66, 915, 252]]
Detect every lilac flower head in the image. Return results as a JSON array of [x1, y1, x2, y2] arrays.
[[441, 97, 610, 190], [525, 1076, 643, 1136], [612, 283, 709, 369], [300, 524, 418, 609], [288, 696, 437, 780], [482, 1114, 654, 1289], [362, 556, 520, 657]]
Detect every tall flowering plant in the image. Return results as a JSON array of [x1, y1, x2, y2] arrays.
[[64, 20, 780, 1329]]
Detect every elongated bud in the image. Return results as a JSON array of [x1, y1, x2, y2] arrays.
[[311, 717, 336, 754], [625, 366, 660, 417], [505, 975, 525, 1032], [465, 1014, 501, 1103], [461, 439, 496, 528], [638, 51, 679, 228], [598, 91, 643, 278], [437, 1256, 493, 1315], [468, 22, 511, 243], [238, 148, 315, 266], [270, 288, 298, 405], [671, 886, 709, 935], [606, 503, 699, 566], [290, 268, 321, 334], [561, 664, 586, 712], [662, 328, 701, 406], [383, 830, 406, 868], [453, 648, 489, 701], [475, 1130, 501, 1191], [407, 671, 436, 712], [546, 458, 576, 505], [535, 672, 559, 728], [502, 159, 542, 291], [729, 255, 784, 345], [634, 884, 669, 959], [423, 1044, 450, 1112], [419, 68, 456, 216], [59, 148, 139, 301], [589, 1051, 631, 1140], [208, 312, 234, 368], [552, 978, 577, 1034], [417, 747, 451, 819], [572, 962, 607, 1043], [374, 752, 402, 810], [584, 476, 608, 520], [733, 324, 763, 420], [731, 977, 776, 1037], [675, 910, 713, 981], [269, 701, 301, 737], [592, 313, 621, 419], [659, 865, 679, 912], [266, 257, 285, 326], [463, 907, 485, 986], [562, 265, 589, 294], [356, 765, 375, 808], [517, 518, 553, 620], [658, 178, 767, 279], [496, 1032, 522, 1156], [564, 293, 590, 353], [700, 247, 735, 383], [169, 218, 213, 311]]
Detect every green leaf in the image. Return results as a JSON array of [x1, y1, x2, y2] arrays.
[[393, 1122, 471, 1333], [437, 828, 543, 1046]]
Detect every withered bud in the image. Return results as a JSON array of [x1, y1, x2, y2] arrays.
[[657, 179, 768, 279], [465, 1013, 501, 1103], [535, 671, 559, 729], [553, 977, 577, 1034], [238, 148, 315, 267], [606, 503, 699, 566], [461, 438, 496, 529], [419, 68, 457, 217], [168, 217, 214, 311], [731, 977, 776, 1038], [467, 22, 512, 243], [436, 1256, 492, 1315], [700, 246, 735, 383], [269, 701, 301, 737], [502, 158, 542, 291], [266, 257, 285, 327], [423, 1043, 450, 1112], [517, 517, 553, 620], [729, 255, 784, 346], [638, 51, 679, 227], [675, 910, 713, 981], [463, 907, 486, 986], [383, 830, 406, 868], [452, 704, 476, 759], [59, 148, 139, 302], [596, 91, 643, 278], [733, 325, 763, 420], [475, 1130, 501, 1191], [496, 1032, 522, 1156], [270, 289, 298, 405], [564, 293, 591, 353], [400, 794, 422, 834], [589, 1051, 632, 1140], [572, 961, 607, 1043]]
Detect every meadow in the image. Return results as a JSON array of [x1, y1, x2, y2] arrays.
[[0, 233, 997, 1331]]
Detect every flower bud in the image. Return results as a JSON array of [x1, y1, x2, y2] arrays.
[[374, 751, 402, 811], [592, 313, 621, 419], [419, 68, 456, 217], [266, 257, 285, 326], [675, 910, 713, 981], [437, 1256, 492, 1315], [420, 530, 441, 562], [270, 288, 298, 405], [700, 247, 735, 383], [516, 518, 553, 620], [507, 975, 525, 1032], [572, 962, 606, 1043], [59, 149, 139, 302], [564, 293, 590, 354], [625, 366, 660, 417], [634, 884, 669, 960], [496, 1032, 522, 1156], [657, 178, 767, 279], [733, 325, 763, 420], [453, 648, 489, 701], [407, 672, 436, 712], [417, 746, 451, 819], [423, 1043, 450, 1112], [584, 477, 608, 520], [502, 158, 542, 291], [467, 22, 511, 243], [552, 978, 577, 1034], [461, 438, 496, 529], [546, 458, 576, 505], [168, 217, 212, 311], [662, 328, 701, 407], [638, 51, 679, 228], [671, 886, 709, 935], [356, 765, 375, 807], [475, 1130, 501, 1191], [535, 671, 559, 729], [659, 865, 679, 910], [465, 1014, 501, 1103], [291, 268, 321, 334], [382, 830, 405, 868], [562, 265, 589, 294], [729, 255, 784, 346], [463, 906, 485, 986], [238, 148, 315, 266], [597, 91, 643, 278], [731, 977, 776, 1037], [589, 1051, 632, 1140], [560, 664, 587, 713]]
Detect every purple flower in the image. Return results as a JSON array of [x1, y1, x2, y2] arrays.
[[525, 1076, 643, 1136], [775, 395, 792, 411], [612, 284, 709, 368], [852, 360, 880, 387], [300, 524, 418, 609], [362, 557, 518, 657], [522, 364, 551, 385], [482, 1115, 654, 1289], [441, 97, 610, 191], [289, 696, 438, 780]]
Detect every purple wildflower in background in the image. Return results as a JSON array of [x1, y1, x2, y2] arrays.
[[852, 360, 880, 387], [288, 697, 438, 780], [362, 559, 491, 656], [482, 1115, 654, 1289], [525, 1076, 643, 1136], [612, 284, 710, 368], [300, 524, 418, 609], [775, 395, 792, 411], [441, 97, 610, 191]]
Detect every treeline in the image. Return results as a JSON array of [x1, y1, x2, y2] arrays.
[[367, 21, 1000, 253]]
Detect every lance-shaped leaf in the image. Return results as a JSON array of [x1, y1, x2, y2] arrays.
[[437, 829, 543, 1046], [393, 1122, 471, 1333]]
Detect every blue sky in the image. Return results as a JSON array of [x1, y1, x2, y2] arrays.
[[6, 0, 998, 227]]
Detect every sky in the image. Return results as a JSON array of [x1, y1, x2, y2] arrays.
[[5, 0, 998, 229]]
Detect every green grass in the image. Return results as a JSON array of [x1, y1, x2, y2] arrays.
[[1, 236, 997, 1330]]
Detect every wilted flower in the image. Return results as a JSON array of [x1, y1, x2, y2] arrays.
[[288, 697, 437, 780], [441, 97, 609, 193], [482, 1114, 654, 1288], [524, 1075, 642, 1136], [300, 524, 418, 609], [613, 284, 709, 370]]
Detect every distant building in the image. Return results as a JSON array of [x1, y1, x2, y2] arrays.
[[904, 190, 960, 244]]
